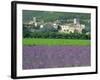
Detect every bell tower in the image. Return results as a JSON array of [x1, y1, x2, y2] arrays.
[[33, 17, 37, 27]]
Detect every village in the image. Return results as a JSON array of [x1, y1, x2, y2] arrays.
[[23, 17, 86, 33]]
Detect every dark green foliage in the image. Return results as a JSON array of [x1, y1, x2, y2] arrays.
[[23, 27, 33, 38], [23, 10, 90, 23], [58, 25, 61, 30], [23, 31, 90, 40]]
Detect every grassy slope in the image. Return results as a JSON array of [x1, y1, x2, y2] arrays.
[[23, 38, 90, 46]]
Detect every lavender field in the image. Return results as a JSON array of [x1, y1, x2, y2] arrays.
[[23, 46, 91, 69]]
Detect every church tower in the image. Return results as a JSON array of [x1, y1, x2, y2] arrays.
[[74, 18, 80, 24], [33, 17, 37, 27]]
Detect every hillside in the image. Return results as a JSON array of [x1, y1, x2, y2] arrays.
[[23, 10, 91, 31]]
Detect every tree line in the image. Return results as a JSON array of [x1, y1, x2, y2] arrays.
[[23, 31, 90, 40]]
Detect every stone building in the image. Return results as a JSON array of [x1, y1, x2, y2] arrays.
[[59, 18, 85, 33], [23, 17, 85, 33]]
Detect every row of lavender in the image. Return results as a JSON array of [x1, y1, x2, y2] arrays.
[[23, 46, 90, 69]]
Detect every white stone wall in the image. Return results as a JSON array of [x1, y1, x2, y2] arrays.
[[60, 25, 70, 33], [60, 24, 85, 33]]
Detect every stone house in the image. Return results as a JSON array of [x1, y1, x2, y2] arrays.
[[23, 17, 85, 33], [59, 18, 85, 33]]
